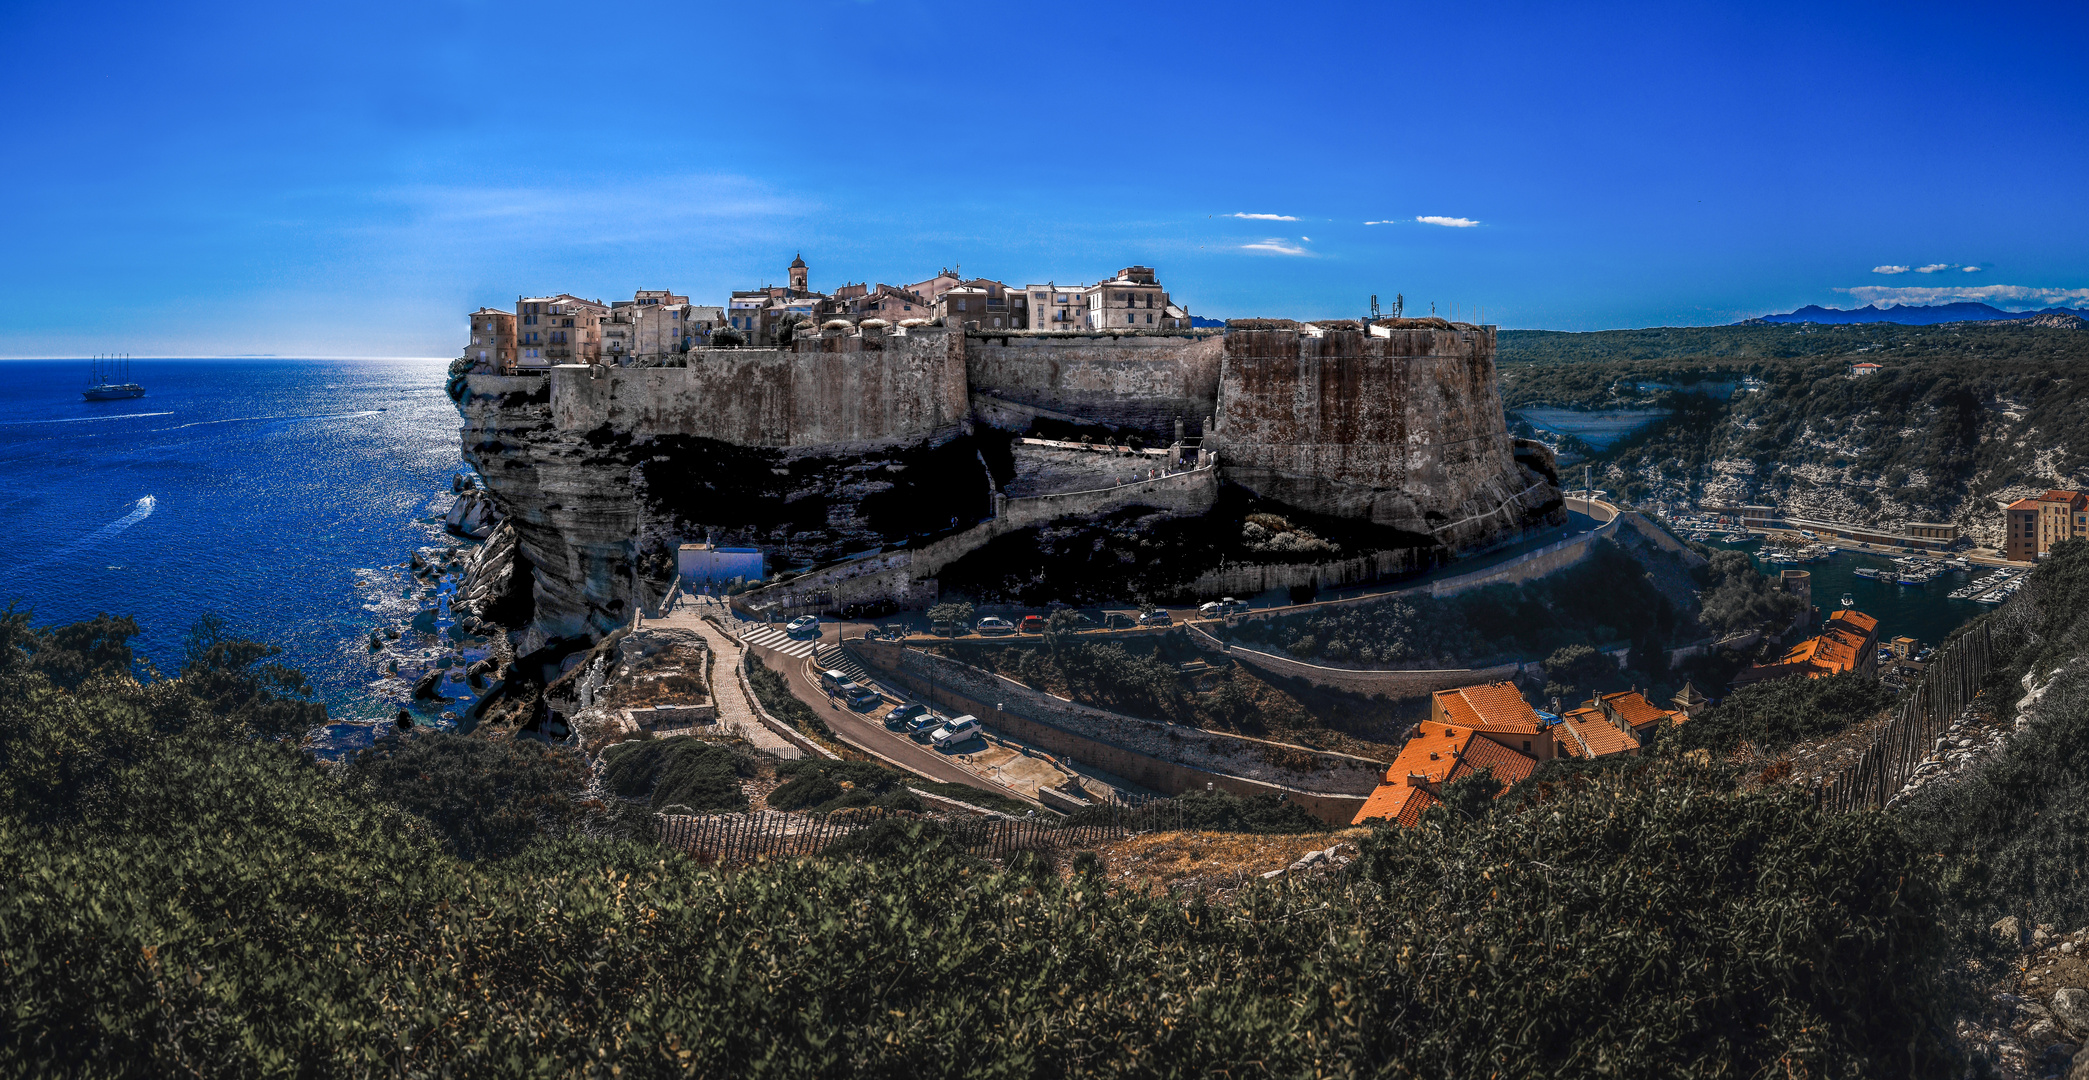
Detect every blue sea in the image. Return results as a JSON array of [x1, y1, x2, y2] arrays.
[[0, 358, 465, 728]]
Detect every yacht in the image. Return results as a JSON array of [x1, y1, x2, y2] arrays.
[[82, 355, 145, 401]]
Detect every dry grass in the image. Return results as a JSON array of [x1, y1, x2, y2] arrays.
[[1078, 828, 1372, 898]]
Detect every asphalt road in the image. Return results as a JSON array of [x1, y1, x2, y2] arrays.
[[744, 638, 1036, 806]]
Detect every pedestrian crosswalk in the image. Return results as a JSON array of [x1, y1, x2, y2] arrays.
[[737, 625, 821, 658]]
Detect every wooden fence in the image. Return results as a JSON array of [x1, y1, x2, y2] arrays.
[[656, 802, 1191, 867], [1814, 619, 1994, 814]]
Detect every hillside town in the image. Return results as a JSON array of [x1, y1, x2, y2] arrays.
[[462, 256, 1196, 373]]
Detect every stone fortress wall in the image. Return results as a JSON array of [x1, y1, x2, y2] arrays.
[[547, 325, 970, 448], [1210, 324, 1555, 550], [964, 331, 1224, 443]]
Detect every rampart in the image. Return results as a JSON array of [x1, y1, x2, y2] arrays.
[[546, 326, 969, 448], [965, 331, 1223, 442], [1212, 325, 1554, 548], [848, 639, 1379, 823]]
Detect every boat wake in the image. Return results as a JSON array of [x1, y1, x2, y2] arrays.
[[161, 410, 381, 431], [38, 496, 158, 566], [0, 411, 175, 427]]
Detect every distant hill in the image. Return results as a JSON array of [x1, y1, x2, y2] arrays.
[[1739, 302, 2089, 326], [1190, 316, 1226, 328]]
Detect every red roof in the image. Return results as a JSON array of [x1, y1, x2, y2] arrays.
[[1434, 683, 1543, 735], [1599, 690, 1682, 731], [1352, 720, 1538, 826], [1556, 708, 1641, 759]]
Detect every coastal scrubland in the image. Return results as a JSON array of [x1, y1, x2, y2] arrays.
[[1497, 322, 2089, 533], [6, 541, 2089, 1075]]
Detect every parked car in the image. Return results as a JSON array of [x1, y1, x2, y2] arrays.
[[1138, 609, 1172, 626], [885, 703, 928, 731], [975, 616, 1015, 636], [1019, 615, 1046, 633], [1103, 611, 1138, 630], [844, 685, 881, 711], [786, 615, 820, 638], [905, 712, 946, 741], [930, 714, 981, 751], [819, 669, 849, 694], [1197, 597, 1249, 617]]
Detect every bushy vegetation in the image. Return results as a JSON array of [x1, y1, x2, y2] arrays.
[[1225, 539, 1687, 669], [1897, 538, 2089, 930], [1063, 787, 1330, 834], [1665, 670, 1895, 757], [744, 652, 831, 740], [1695, 549, 1807, 637], [1497, 325, 2089, 513], [767, 758, 925, 814], [352, 730, 591, 857], [600, 736, 754, 814]]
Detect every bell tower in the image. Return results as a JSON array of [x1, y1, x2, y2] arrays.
[[788, 253, 808, 293]]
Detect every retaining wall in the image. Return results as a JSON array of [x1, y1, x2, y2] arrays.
[[848, 640, 1379, 824], [1185, 623, 1522, 698]]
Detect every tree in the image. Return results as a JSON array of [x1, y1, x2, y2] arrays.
[[926, 601, 974, 634], [1543, 644, 1618, 705], [351, 730, 590, 859]]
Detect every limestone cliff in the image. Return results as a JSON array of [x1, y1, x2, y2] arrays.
[[454, 320, 1559, 647]]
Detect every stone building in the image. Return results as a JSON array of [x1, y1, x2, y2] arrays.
[[933, 279, 1022, 330], [725, 257, 833, 345], [2004, 490, 2088, 562], [1084, 266, 1183, 330], [1023, 283, 1090, 330], [465, 307, 516, 373], [515, 294, 607, 369]]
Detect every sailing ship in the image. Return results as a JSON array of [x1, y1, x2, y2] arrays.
[[82, 354, 145, 401]]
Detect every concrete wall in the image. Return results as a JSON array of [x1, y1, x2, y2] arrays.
[[1212, 325, 1556, 548], [848, 639, 1378, 824], [1185, 623, 1521, 699], [965, 332, 1223, 441], [547, 327, 969, 447]]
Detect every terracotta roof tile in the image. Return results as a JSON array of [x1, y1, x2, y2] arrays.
[[1449, 736, 1538, 787], [1600, 690, 1681, 731], [1556, 708, 1641, 759], [1434, 683, 1542, 735], [1351, 720, 1539, 826]]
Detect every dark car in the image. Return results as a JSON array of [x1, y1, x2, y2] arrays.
[[885, 703, 928, 731]]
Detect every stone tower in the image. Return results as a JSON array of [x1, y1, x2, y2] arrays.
[[789, 254, 808, 293]]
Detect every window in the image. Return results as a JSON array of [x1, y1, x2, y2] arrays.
[[955, 299, 967, 311], [1033, 291, 1046, 300], [993, 318, 1003, 327], [1126, 314, 1134, 324], [1146, 313, 1154, 323]]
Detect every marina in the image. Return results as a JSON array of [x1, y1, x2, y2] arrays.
[[1690, 532, 2000, 653]]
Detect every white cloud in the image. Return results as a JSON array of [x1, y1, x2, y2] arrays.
[[1300, 236, 1310, 241], [1363, 220, 1398, 225], [1836, 284, 2089, 308], [1915, 263, 1952, 273], [1416, 215, 1480, 228], [1228, 212, 1298, 221], [1872, 265, 1910, 274], [1963, 265, 1982, 273], [1240, 238, 1308, 256]]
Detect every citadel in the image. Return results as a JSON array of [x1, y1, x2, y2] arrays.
[[450, 257, 1564, 648]]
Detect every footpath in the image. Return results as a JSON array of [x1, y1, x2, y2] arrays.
[[643, 602, 803, 759]]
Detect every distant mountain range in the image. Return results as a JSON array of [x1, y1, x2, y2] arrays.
[[1739, 302, 2089, 326]]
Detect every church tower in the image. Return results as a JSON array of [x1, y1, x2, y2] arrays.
[[788, 254, 808, 293]]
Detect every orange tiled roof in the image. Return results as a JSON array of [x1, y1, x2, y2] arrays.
[[1434, 683, 1543, 734], [1451, 735, 1538, 787], [1351, 720, 1538, 826], [2007, 498, 2044, 511], [1600, 690, 1681, 731], [1827, 608, 1878, 635], [2043, 490, 2088, 506], [1556, 708, 1641, 759]]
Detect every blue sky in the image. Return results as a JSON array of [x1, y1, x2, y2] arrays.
[[4, 0, 2085, 356]]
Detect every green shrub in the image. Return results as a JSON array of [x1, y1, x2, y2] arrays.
[[352, 730, 591, 857], [744, 653, 831, 739], [600, 737, 750, 813], [1667, 670, 1892, 756]]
